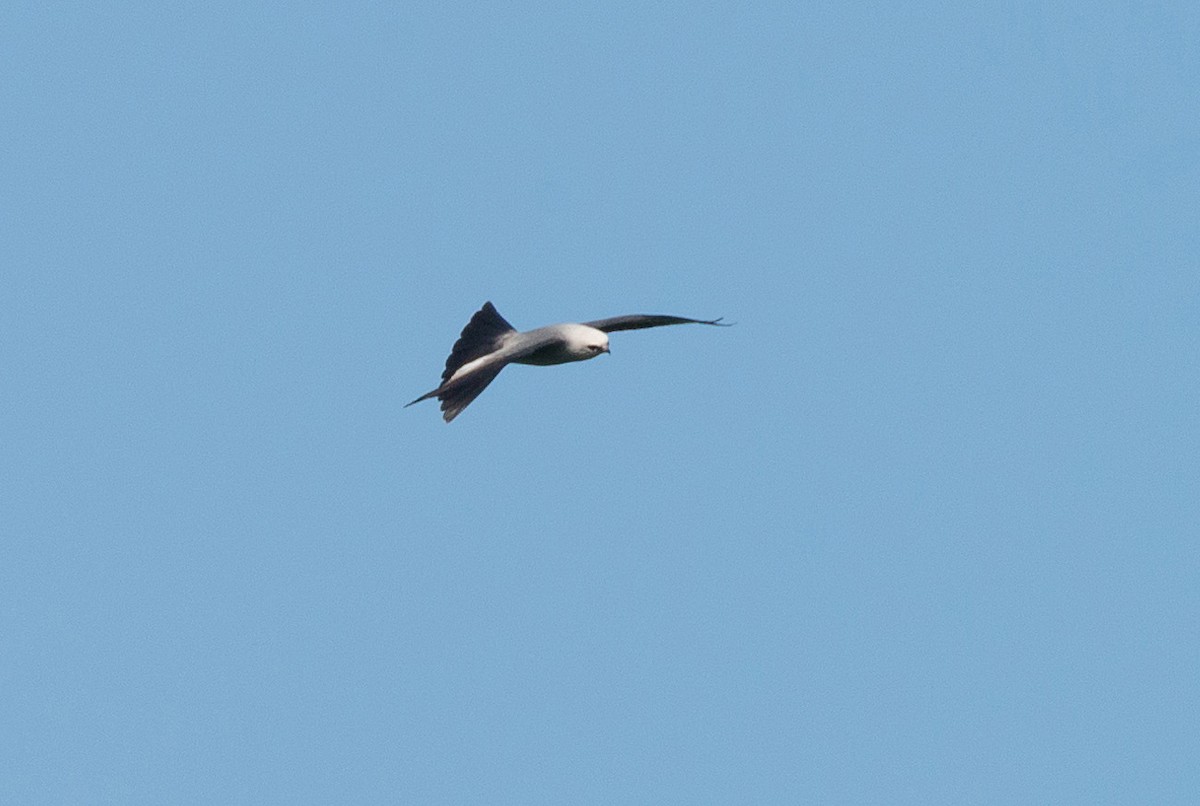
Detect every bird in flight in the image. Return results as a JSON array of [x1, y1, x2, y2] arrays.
[[406, 301, 730, 422]]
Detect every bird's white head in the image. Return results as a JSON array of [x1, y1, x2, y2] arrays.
[[564, 324, 610, 361]]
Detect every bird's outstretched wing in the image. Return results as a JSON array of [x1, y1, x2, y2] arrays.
[[405, 302, 562, 422], [582, 314, 730, 333], [440, 301, 516, 383]]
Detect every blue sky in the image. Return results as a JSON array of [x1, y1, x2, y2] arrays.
[[3, 2, 1197, 802]]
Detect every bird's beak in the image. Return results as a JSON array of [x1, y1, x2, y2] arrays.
[[603, 345, 611, 355]]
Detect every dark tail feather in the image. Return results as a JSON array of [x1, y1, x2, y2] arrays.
[[441, 302, 516, 383], [438, 366, 504, 422], [404, 389, 439, 408], [405, 365, 505, 422]]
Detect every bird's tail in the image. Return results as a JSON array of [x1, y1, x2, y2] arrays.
[[405, 365, 506, 422]]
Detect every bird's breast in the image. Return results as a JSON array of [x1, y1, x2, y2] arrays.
[[512, 343, 593, 366]]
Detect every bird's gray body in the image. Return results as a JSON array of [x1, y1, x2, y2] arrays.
[[407, 301, 728, 422], [509, 324, 611, 367]]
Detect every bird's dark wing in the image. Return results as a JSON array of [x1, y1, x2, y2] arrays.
[[406, 317, 565, 423], [440, 301, 517, 383], [581, 314, 730, 333]]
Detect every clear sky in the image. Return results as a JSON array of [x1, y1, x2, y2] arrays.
[[4, 2, 1197, 803]]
